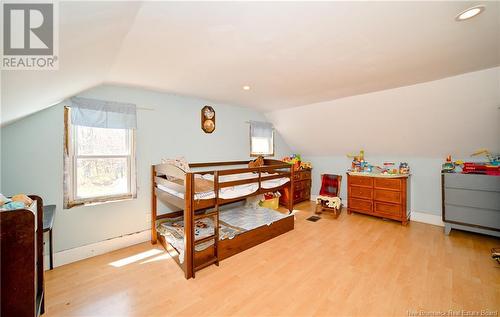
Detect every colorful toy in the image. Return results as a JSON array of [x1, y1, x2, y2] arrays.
[[471, 149, 500, 166], [282, 154, 311, 170], [300, 161, 312, 169], [347, 150, 366, 172], [442, 155, 455, 173], [462, 149, 500, 175], [346, 151, 409, 175], [346, 150, 365, 162], [399, 162, 410, 174], [382, 162, 397, 174]]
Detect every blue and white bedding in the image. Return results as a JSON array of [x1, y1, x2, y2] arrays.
[[157, 172, 289, 200], [218, 205, 291, 231], [157, 206, 293, 263]]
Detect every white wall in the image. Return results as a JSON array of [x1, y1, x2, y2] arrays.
[[1, 84, 291, 252], [267, 67, 500, 216]]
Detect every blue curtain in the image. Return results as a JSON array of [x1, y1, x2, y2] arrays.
[[69, 96, 137, 129]]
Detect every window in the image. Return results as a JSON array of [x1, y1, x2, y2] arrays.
[[72, 125, 135, 200], [250, 121, 274, 157], [64, 100, 137, 208]]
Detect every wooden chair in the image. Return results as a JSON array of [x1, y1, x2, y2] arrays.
[[315, 174, 342, 218]]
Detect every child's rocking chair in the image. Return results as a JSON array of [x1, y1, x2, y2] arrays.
[[315, 174, 342, 218]]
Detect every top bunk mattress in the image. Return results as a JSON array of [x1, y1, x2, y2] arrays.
[[157, 172, 290, 200]]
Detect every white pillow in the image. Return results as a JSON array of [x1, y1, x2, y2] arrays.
[[161, 157, 191, 172]]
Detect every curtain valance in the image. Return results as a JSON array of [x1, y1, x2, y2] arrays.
[[250, 120, 273, 138], [69, 97, 137, 129]]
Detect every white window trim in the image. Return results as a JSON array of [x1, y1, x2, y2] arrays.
[[66, 121, 137, 206], [250, 129, 275, 157]]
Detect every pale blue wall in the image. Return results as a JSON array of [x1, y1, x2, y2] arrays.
[[1, 84, 291, 252], [304, 155, 443, 216]]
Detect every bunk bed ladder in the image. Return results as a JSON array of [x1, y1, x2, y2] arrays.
[[193, 171, 220, 274]]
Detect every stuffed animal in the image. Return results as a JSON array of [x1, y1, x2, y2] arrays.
[[245, 194, 264, 209], [248, 156, 264, 168], [11, 194, 33, 207]]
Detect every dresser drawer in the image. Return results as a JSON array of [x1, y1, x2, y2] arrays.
[[349, 176, 373, 187], [293, 171, 311, 182], [293, 190, 310, 202], [349, 186, 373, 199], [349, 198, 372, 213], [444, 173, 500, 192], [293, 191, 302, 201], [302, 190, 311, 201], [374, 202, 401, 216], [374, 178, 402, 190], [374, 189, 401, 204], [294, 180, 311, 191]]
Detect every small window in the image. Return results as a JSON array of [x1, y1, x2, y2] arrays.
[[250, 121, 274, 157], [64, 109, 136, 207]]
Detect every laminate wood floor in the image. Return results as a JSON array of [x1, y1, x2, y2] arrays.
[[45, 202, 500, 317]]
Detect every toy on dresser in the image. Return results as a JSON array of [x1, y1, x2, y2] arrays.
[[347, 150, 365, 172], [346, 150, 410, 175], [462, 149, 500, 175], [281, 154, 312, 171]]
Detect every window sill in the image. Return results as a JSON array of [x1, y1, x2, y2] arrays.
[[65, 195, 136, 209], [250, 153, 274, 157]]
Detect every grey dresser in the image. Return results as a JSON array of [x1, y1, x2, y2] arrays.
[[442, 173, 500, 237]]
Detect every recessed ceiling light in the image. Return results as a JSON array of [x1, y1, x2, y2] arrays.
[[242, 85, 251, 91], [455, 5, 485, 21]]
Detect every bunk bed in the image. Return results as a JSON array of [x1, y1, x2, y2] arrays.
[[151, 159, 295, 279]]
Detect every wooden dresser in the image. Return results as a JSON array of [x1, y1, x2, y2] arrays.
[[347, 173, 410, 225], [280, 169, 312, 206]]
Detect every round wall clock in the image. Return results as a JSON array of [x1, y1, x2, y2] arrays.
[[201, 105, 216, 133]]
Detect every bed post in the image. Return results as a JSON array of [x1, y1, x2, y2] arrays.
[[151, 165, 157, 244], [288, 166, 294, 213], [184, 172, 195, 279]]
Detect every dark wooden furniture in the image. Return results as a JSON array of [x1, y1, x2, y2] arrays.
[[442, 173, 500, 237], [43, 205, 56, 270], [151, 159, 295, 279], [315, 174, 342, 218], [1, 195, 45, 317], [347, 173, 410, 225], [280, 169, 311, 206]]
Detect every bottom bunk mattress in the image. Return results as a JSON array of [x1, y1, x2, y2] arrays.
[[156, 206, 293, 263]]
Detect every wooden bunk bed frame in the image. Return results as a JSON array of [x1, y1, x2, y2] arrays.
[[151, 159, 295, 279]]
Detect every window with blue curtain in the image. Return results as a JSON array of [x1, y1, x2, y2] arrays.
[[249, 121, 274, 156], [64, 97, 137, 208]]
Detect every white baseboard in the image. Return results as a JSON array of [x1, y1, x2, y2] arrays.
[[43, 210, 443, 270], [44, 230, 150, 270], [310, 196, 443, 227], [410, 211, 444, 227]]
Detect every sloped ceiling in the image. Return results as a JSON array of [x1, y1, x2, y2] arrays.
[[266, 67, 500, 157], [1, 1, 499, 131], [107, 1, 500, 112], [1, 1, 142, 125]]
